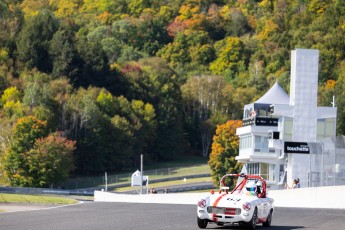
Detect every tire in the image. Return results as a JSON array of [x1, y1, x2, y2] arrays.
[[197, 216, 208, 229], [248, 208, 257, 230], [263, 209, 273, 227]]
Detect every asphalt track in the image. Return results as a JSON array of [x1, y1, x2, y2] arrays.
[[0, 202, 343, 230]]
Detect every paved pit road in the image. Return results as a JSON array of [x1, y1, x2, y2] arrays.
[[0, 202, 343, 230]]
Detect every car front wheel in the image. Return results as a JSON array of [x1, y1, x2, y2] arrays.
[[263, 209, 273, 227], [197, 216, 208, 229], [248, 208, 257, 230]]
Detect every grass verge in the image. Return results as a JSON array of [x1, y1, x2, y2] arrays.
[[0, 193, 78, 204], [113, 176, 213, 192]]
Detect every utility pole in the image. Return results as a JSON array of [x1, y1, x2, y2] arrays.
[[140, 154, 143, 195], [331, 95, 336, 107], [105, 171, 108, 191]]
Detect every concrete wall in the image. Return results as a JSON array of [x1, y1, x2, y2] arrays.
[[94, 186, 345, 209], [268, 186, 345, 209]]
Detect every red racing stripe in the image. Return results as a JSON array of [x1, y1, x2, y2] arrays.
[[212, 193, 227, 207]]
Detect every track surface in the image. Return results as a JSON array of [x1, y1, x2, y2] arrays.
[[0, 202, 343, 230]]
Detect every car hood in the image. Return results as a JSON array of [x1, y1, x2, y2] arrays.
[[206, 193, 259, 208]]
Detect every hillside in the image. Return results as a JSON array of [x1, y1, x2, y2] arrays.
[[1, 0, 345, 187]]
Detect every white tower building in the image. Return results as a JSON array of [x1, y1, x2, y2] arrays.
[[288, 49, 319, 187], [236, 49, 337, 188]]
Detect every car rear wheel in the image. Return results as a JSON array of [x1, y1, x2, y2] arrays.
[[263, 209, 273, 227], [248, 208, 257, 230], [197, 216, 208, 229]]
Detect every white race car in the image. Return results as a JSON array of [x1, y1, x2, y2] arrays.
[[197, 173, 274, 229]]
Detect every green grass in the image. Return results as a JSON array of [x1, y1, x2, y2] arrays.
[[64, 155, 210, 189], [106, 164, 210, 186], [113, 176, 212, 192], [0, 193, 78, 204]]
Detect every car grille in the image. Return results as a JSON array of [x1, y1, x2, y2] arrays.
[[207, 206, 241, 215]]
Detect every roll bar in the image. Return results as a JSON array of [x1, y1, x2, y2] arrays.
[[219, 173, 267, 198]]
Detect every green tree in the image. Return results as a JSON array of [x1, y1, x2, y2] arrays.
[[65, 87, 106, 173], [157, 32, 191, 66], [4, 116, 48, 186], [49, 27, 81, 79], [16, 9, 59, 73], [1, 86, 26, 119], [25, 132, 75, 188], [75, 36, 110, 88], [210, 36, 246, 75], [335, 62, 345, 135], [122, 57, 184, 160], [208, 120, 242, 187], [128, 0, 150, 16], [181, 75, 232, 157]]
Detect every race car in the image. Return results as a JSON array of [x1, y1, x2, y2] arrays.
[[197, 173, 274, 229]]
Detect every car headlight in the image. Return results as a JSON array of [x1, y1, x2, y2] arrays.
[[198, 199, 207, 208], [242, 202, 251, 211]]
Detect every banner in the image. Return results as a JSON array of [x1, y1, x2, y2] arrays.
[[284, 141, 310, 154]]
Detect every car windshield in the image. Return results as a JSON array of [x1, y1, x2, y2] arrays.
[[232, 176, 245, 194]]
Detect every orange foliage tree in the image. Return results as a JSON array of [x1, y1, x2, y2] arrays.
[[208, 120, 243, 187]]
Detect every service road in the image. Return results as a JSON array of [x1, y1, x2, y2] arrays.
[[0, 202, 343, 230]]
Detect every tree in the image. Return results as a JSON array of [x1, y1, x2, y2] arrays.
[[157, 31, 191, 66], [16, 9, 59, 73], [49, 27, 81, 79], [3, 116, 48, 186], [335, 61, 345, 135], [210, 36, 246, 75], [128, 0, 150, 16], [52, 0, 82, 18], [121, 57, 184, 160], [75, 36, 110, 88], [19, 0, 50, 18], [25, 132, 75, 188], [181, 75, 232, 157], [1, 86, 26, 119], [208, 120, 242, 187], [135, 16, 171, 56]]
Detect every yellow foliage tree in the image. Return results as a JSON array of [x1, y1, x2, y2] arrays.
[[208, 120, 243, 187]]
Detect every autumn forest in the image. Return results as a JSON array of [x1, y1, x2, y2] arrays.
[[1, 0, 345, 187]]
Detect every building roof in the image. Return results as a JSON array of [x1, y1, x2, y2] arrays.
[[255, 82, 290, 105]]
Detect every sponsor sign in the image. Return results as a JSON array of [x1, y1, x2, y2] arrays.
[[242, 117, 255, 126], [242, 117, 278, 127], [284, 142, 310, 154], [255, 117, 278, 127]]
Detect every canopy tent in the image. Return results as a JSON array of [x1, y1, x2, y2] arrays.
[[243, 82, 289, 119]]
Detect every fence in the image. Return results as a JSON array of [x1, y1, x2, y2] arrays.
[[62, 167, 205, 189], [309, 136, 345, 187]]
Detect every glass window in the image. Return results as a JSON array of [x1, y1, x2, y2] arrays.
[[283, 117, 293, 141], [248, 163, 275, 181], [247, 163, 259, 175], [269, 164, 275, 181], [317, 119, 325, 139], [325, 118, 335, 137], [260, 163, 268, 180], [254, 135, 268, 153], [240, 135, 252, 149], [317, 118, 336, 139], [258, 109, 266, 117]]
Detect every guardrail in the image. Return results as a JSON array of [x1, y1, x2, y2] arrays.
[[0, 186, 93, 196]]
